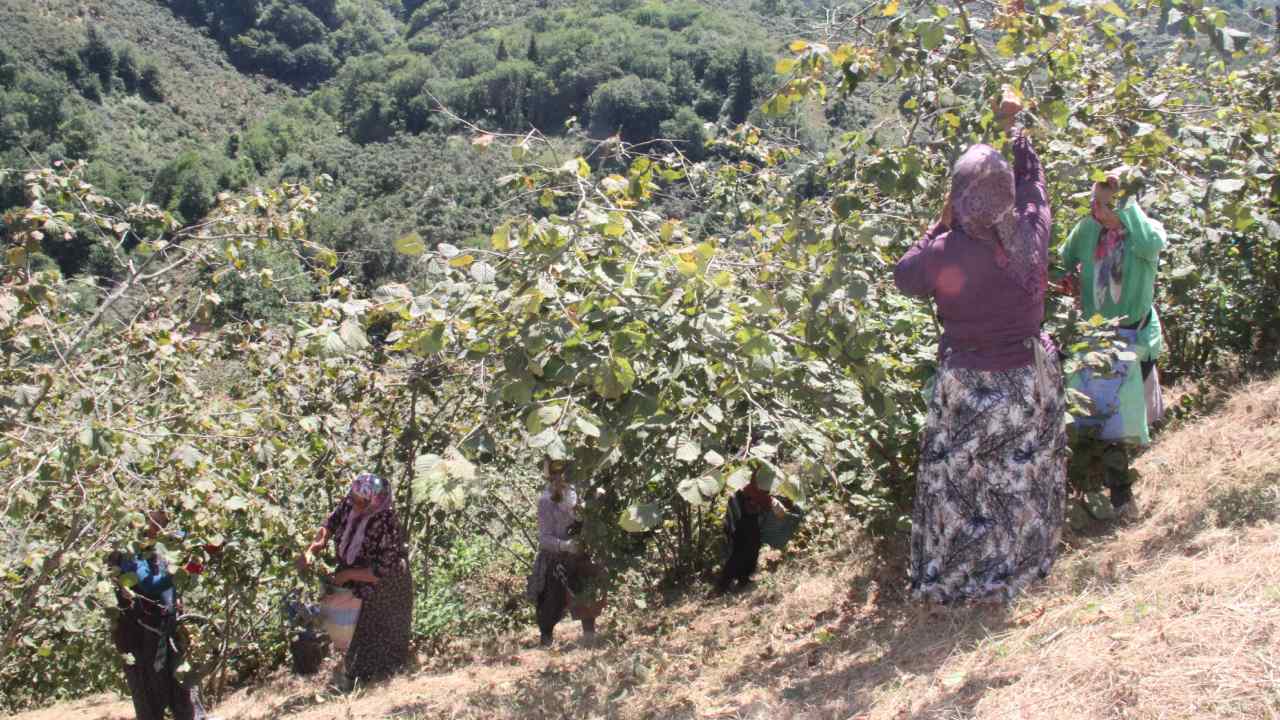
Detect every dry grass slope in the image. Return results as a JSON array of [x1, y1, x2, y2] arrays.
[[18, 375, 1280, 720]]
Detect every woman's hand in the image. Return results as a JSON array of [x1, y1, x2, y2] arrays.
[[1050, 274, 1080, 300], [297, 540, 325, 571], [333, 567, 377, 585], [1093, 175, 1119, 207], [1093, 176, 1124, 230], [993, 85, 1023, 133]]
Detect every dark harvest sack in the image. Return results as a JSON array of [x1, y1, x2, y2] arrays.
[[760, 505, 804, 550], [290, 631, 327, 675]]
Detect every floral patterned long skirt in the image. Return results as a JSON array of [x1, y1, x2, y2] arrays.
[[345, 570, 414, 683], [909, 357, 1069, 605]]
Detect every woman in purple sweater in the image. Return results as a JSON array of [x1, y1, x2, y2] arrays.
[[894, 92, 1068, 607]]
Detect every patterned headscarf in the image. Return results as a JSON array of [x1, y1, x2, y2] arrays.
[[338, 472, 392, 565], [1090, 189, 1128, 308], [950, 143, 1044, 300]]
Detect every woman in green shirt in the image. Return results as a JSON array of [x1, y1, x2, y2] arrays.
[[1059, 176, 1167, 513]]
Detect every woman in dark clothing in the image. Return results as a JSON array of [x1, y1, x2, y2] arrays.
[[525, 458, 604, 647], [717, 471, 783, 593], [110, 510, 207, 720], [302, 473, 414, 686]]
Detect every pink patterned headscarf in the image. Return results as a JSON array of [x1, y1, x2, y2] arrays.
[[950, 143, 1044, 300], [338, 473, 391, 565]]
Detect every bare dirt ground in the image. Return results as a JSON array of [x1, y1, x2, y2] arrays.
[[17, 376, 1280, 720]]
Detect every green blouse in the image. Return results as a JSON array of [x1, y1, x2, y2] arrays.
[[1059, 201, 1166, 360]]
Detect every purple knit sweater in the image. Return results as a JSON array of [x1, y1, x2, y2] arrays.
[[894, 135, 1054, 371]]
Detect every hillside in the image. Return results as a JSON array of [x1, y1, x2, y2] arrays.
[[17, 373, 1279, 719], [0, 0, 286, 181], [2, 0, 1276, 715]]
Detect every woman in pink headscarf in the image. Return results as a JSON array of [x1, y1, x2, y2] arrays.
[[894, 90, 1068, 607], [302, 473, 413, 686]]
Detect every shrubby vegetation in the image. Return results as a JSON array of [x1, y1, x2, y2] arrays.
[[1, 0, 1277, 713], [167, 0, 399, 85], [333, 0, 773, 142], [52, 27, 165, 104]]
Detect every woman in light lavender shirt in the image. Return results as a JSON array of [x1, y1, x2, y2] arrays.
[[525, 458, 604, 646], [893, 90, 1068, 607]]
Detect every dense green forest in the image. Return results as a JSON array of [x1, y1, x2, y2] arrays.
[[1, 0, 1278, 712]]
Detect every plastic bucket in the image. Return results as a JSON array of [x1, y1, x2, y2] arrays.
[[319, 587, 362, 651]]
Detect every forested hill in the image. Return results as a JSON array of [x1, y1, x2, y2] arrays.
[[2, 0, 1278, 714], [2, 0, 1268, 287], [1, 0, 809, 289]]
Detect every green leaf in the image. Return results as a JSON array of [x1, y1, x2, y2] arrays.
[[726, 466, 753, 491], [676, 440, 701, 463], [677, 478, 705, 505], [698, 474, 722, 497], [527, 404, 562, 433], [919, 21, 945, 50], [619, 502, 662, 532], [492, 223, 511, 251], [703, 449, 725, 467], [704, 404, 724, 423], [171, 444, 202, 469], [410, 323, 446, 355], [749, 443, 777, 459], [470, 262, 497, 284], [338, 320, 370, 353], [527, 427, 560, 449], [374, 283, 413, 301], [12, 384, 42, 406], [501, 378, 535, 404], [592, 356, 636, 400], [413, 449, 479, 510], [575, 416, 601, 438], [882, 0, 899, 16], [394, 232, 426, 257], [601, 174, 628, 193], [1099, 1, 1127, 19], [1212, 178, 1245, 193]]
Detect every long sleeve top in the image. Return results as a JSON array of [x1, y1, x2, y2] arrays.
[[894, 134, 1053, 371], [323, 497, 409, 599], [536, 488, 578, 553], [1059, 200, 1165, 359]]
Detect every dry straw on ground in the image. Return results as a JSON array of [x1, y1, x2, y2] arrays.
[[17, 376, 1280, 720]]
